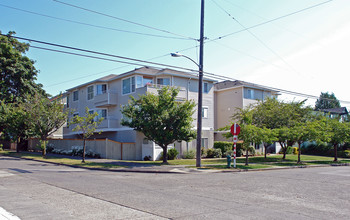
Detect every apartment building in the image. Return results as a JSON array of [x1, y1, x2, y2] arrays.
[[214, 80, 279, 142], [63, 67, 216, 160]]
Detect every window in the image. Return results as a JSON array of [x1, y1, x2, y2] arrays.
[[136, 76, 143, 88], [203, 82, 209, 93], [122, 76, 136, 94], [96, 84, 107, 95], [72, 112, 79, 123], [97, 109, 107, 120], [157, 78, 170, 86], [143, 77, 153, 86], [66, 94, 69, 108], [73, 90, 79, 101], [202, 107, 208, 118], [244, 88, 253, 99], [87, 86, 94, 100], [201, 138, 208, 149]]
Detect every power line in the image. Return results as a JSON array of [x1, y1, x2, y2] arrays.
[[210, 0, 334, 41], [0, 3, 190, 40], [211, 0, 301, 74], [53, 0, 197, 41], [4, 34, 349, 104]]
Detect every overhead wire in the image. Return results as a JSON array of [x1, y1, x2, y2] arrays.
[[52, 0, 197, 41], [210, 0, 334, 41], [3, 34, 350, 105], [211, 0, 304, 74], [0, 3, 191, 40]]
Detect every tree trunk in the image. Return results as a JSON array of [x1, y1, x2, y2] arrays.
[[245, 148, 249, 165], [162, 145, 168, 164], [42, 139, 47, 157], [297, 142, 301, 164], [264, 144, 267, 159], [279, 142, 286, 160], [16, 138, 19, 153], [82, 139, 86, 163], [333, 143, 338, 162]]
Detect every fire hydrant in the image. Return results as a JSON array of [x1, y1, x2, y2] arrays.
[[226, 154, 232, 168]]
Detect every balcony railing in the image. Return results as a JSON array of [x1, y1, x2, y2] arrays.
[[94, 91, 117, 107], [63, 118, 119, 134]]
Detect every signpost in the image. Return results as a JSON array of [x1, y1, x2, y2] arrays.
[[230, 123, 240, 168]]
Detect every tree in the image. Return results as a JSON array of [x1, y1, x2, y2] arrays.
[[326, 119, 350, 161], [0, 102, 29, 152], [24, 93, 69, 157], [315, 92, 340, 110], [223, 106, 260, 165], [260, 127, 277, 159], [70, 107, 103, 163], [121, 86, 196, 163], [0, 31, 45, 103]]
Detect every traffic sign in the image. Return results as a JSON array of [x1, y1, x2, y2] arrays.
[[230, 123, 240, 136]]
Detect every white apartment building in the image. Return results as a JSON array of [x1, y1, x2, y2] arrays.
[[63, 67, 216, 160]]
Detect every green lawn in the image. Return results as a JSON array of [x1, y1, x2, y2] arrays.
[[1, 150, 349, 170]]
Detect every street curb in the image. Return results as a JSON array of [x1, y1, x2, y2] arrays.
[[2, 154, 349, 174]]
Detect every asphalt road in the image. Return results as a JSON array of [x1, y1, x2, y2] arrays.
[[0, 156, 349, 220]]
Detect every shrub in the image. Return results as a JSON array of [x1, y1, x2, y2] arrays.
[[292, 147, 299, 155], [46, 143, 54, 153], [143, 155, 152, 161], [344, 150, 350, 158], [183, 150, 196, 159], [279, 146, 293, 154], [214, 141, 243, 157], [0, 144, 3, 151], [201, 147, 207, 158], [206, 148, 222, 158], [214, 141, 232, 155], [168, 148, 179, 160], [224, 149, 234, 157]]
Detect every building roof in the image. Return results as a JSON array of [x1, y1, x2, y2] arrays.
[[319, 107, 349, 115], [66, 66, 217, 92], [214, 80, 280, 93]]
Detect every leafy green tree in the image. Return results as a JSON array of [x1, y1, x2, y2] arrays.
[[274, 127, 291, 160], [121, 86, 196, 163], [0, 31, 45, 103], [24, 94, 69, 157], [326, 119, 350, 161], [0, 102, 29, 152], [223, 106, 260, 165], [70, 107, 103, 163], [315, 92, 340, 110], [260, 127, 277, 159]]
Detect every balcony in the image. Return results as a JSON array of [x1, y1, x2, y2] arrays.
[[94, 91, 118, 107], [63, 118, 119, 134], [98, 118, 119, 129]]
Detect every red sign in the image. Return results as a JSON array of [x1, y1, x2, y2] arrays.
[[230, 123, 240, 136]]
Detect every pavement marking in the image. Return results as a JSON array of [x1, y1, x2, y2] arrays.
[[0, 207, 21, 220], [0, 171, 15, 178]]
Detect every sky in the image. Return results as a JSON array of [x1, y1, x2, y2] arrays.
[[1, 0, 350, 108]]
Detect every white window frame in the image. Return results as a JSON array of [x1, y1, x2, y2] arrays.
[[96, 109, 107, 120], [202, 106, 209, 119], [122, 76, 136, 95], [73, 90, 79, 101], [96, 84, 107, 95], [87, 85, 94, 100], [156, 77, 171, 86]]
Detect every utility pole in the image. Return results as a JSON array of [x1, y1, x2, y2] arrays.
[[196, 0, 205, 168]]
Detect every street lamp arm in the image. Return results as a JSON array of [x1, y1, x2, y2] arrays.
[[170, 53, 200, 68]]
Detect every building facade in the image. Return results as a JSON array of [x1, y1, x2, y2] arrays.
[[63, 67, 216, 160]]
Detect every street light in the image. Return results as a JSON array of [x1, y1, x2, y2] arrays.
[[171, 0, 204, 168]]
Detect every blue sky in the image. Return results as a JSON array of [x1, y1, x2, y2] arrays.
[[1, 0, 350, 107]]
